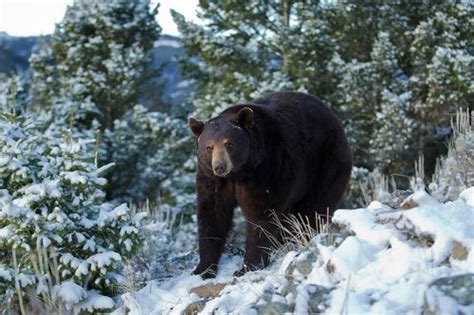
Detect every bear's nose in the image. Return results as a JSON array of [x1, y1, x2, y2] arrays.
[[213, 163, 227, 176]]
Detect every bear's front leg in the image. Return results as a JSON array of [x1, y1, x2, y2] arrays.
[[193, 171, 235, 279], [234, 217, 278, 276]]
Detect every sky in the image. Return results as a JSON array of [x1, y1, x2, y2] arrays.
[[0, 0, 199, 37]]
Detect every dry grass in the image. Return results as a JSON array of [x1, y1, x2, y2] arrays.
[[340, 274, 352, 315], [10, 246, 67, 315], [410, 155, 426, 192], [429, 108, 474, 201], [360, 169, 396, 206], [129, 197, 180, 230], [256, 208, 336, 258]]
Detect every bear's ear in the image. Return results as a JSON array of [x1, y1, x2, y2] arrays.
[[236, 107, 254, 129], [189, 117, 204, 137]]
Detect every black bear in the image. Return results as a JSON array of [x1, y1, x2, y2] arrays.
[[189, 92, 352, 278]]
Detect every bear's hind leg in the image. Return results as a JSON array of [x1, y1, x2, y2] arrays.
[[313, 130, 352, 216]]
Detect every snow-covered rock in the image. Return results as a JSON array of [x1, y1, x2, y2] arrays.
[[115, 189, 474, 314]]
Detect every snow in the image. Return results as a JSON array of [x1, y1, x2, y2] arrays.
[[330, 236, 377, 277], [332, 206, 395, 247], [460, 187, 474, 207], [17, 274, 35, 288], [154, 38, 181, 48], [75, 290, 115, 313], [62, 171, 88, 184], [403, 198, 474, 263], [1, 203, 29, 218], [18, 179, 61, 201], [0, 268, 12, 281], [53, 281, 87, 308], [87, 251, 122, 270], [0, 226, 12, 239], [121, 271, 205, 314], [115, 188, 474, 314], [410, 189, 441, 207]]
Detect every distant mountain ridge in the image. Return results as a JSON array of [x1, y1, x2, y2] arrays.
[[0, 32, 38, 73], [0, 32, 191, 106]]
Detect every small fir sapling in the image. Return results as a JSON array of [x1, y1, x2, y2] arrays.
[[0, 109, 146, 313]]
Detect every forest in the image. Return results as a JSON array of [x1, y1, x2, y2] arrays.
[[0, 0, 473, 314]]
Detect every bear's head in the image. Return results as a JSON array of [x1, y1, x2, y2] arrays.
[[189, 107, 254, 178]]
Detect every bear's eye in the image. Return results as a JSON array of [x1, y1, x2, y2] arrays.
[[225, 142, 233, 150], [206, 145, 214, 153]]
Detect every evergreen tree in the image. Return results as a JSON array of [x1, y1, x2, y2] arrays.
[[328, 54, 375, 169], [171, 0, 332, 118], [28, 0, 195, 205], [409, 2, 474, 170], [174, 1, 473, 204], [103, 105, 195, 211], [368, 32, 412, 171], [0, 109, 145, 313], [29, 0, 161, 129]]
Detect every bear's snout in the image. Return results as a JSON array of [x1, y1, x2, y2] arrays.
[[213, 163, 228, 176], [212, 148, 233, 177]]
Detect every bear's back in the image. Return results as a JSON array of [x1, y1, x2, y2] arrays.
[[250, 91, 343, 134]]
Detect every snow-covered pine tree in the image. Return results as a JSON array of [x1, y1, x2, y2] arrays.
[[28, 0, 195, 204], [328, 2, 473, 176], [172, 0, 335, 118], [369, 32, 413, 172], [328, 54, 375, 169], [103, 105, 195, 212], [29, 0, 161, 130], [174, 1, 473, 206], [408, 1, 474, 170], [0, 75, 31, 114], [0, 108, 145, 313], [326, 3, 416, 172]]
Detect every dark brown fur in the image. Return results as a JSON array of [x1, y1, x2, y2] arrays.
[[189, 92, 352, 278]]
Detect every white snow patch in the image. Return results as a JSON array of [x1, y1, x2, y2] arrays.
[[153, 38, 181, 48], [75, 290, 115, 312], [459, 187, 474, 207], [0, 267, 12, 281], [115, 189, 474, 314], [332, 207, 395, 246], [53, 281, 87, 308]]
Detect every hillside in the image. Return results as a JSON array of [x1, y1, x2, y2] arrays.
[[115, 189, 474, 314]]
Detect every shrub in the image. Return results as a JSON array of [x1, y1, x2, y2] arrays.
[[429, 109, 474, 202], [0, 111, 145, 313], [103, 105, 195, 215]]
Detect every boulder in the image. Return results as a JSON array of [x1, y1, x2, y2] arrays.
[[190, 283, 227, 298], [423, 273, 474, 315]]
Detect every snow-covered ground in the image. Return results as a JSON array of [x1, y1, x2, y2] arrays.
[[116, 188, 474, 314]]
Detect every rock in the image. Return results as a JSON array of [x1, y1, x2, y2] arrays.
[[401, 190, 441, 209], [182, 300, 206, 315], [150, 251, 198, 281], [400, 197, 418, 209], [295, 250, 316, 275], [305, 284, 332, 313], [190, 283, 226, 298], [255, 301, 290, 315], [423, 273, 474, 315], [451, 241, 469, 261], [281, 282, 297, 297], [284, 261, 296, 281], [387, 190, 412, 209], [326, 260, 336, 273]]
